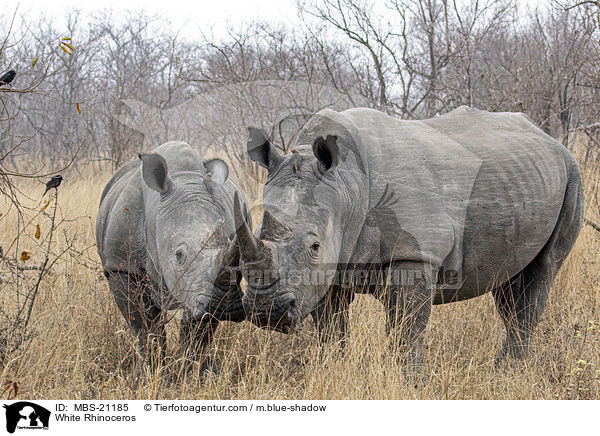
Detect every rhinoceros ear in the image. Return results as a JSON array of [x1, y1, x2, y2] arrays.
[[204, 159, 229, 186], [247, 127, 282, 170], [203, 158, 229, 200], [312, 135, 338, 172], [139, 153, 173, 195]]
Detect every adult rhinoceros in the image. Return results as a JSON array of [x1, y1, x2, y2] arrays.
[[96, 141, 251, 373], [235, 106, 584, 367]]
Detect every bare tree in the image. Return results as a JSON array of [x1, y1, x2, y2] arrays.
[[0, 9, 83, 362]]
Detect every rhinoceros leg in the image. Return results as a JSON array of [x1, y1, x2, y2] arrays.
[[310, 285, 354, 348], [492, 173, 582, 365], [179, 311, 219, 373], [381, 261, 437, 371], [492, 231, 574, 364], [106, 271, 166, 376], [492, 271, 535, 363]]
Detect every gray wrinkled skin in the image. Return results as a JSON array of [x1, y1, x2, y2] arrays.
[[237, 106, 584, 368], [96, 141, 251, 372]]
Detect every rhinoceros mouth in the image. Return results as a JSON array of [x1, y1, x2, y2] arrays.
[[242, 287, 299, 333], [250, 312, 297, 334]]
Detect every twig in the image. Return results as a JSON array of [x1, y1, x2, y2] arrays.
[[16, 265, 44, 271], [14, 190, 59, 336], [584, 218, 600, 233]]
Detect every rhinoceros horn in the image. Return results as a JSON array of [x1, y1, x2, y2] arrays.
[[260, 209, 293, 241], [222, 237, 240, 266], [234, 192, 268, 264], [234, 194, 282, 289], [214, 238, 241, 289]]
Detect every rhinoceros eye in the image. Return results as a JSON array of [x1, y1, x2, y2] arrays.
[[174, 248, 186, 266], [310, 242, 320, 253]]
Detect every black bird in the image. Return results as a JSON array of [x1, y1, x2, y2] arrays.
[[43, 175, 63, 196], [0, 70, 16, 87]]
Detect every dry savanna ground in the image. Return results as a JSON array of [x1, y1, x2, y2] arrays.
[[0, 156, 599, 400]]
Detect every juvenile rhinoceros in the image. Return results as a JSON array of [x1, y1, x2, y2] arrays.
[[96, 141, 251, 372], [235, 106, 584, 367]]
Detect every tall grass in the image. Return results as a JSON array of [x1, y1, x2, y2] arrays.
[[0, 157, 598, 400]]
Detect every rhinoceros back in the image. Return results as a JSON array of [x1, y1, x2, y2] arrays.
[[338, 106, 578, 299]]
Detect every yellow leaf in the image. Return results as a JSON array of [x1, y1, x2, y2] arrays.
[[62, 42, 75, 51], [60, 44, 72, 55], [40, 199, 50, 211], [35, 224, 41, 239], [20, 251, 32, 262], [61, 37, 72, 41], [76, 103, 82, 114], [32, 57, 38, 68]]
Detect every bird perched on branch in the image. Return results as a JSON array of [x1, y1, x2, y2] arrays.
[[0, 70, 16, 87], [43, 175, 63, 196], [290, 149, 301, 176]]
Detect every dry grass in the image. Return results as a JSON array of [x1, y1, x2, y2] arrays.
[[0, 159, 598, 400]]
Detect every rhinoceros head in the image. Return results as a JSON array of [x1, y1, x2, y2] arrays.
[[139, 153, 242, 321], [236, 122, 368, 331]]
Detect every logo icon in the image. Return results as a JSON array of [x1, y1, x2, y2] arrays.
[[3, 402, 50, 433]]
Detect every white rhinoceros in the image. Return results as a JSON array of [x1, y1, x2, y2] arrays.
[[96, 141, 251, 373], [236, 106, 584, 368]]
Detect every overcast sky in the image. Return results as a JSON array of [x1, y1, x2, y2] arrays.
[[13, 0, 548, 39], [14, 0, 302, 39]]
